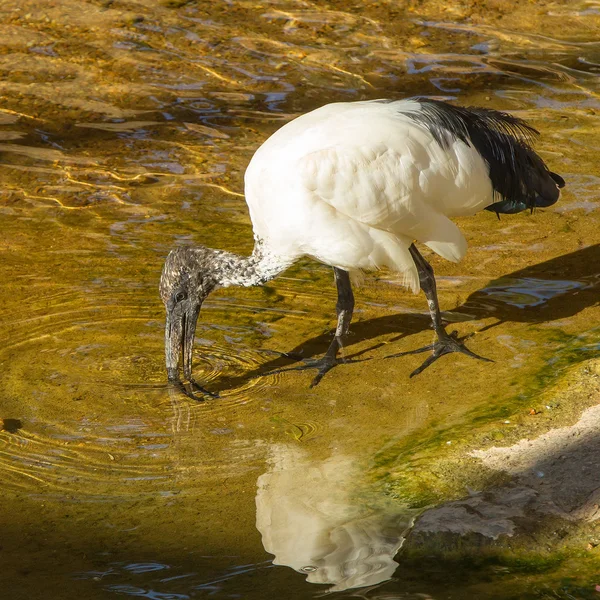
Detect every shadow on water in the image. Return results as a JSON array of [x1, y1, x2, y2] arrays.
[[456, 242, 600, 331], [207, 244, 600, 394]]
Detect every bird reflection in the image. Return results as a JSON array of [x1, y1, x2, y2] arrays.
[[255, 444, 418, 592]]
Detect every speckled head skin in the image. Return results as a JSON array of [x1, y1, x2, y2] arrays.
[[159, 246, 218, 309], [159, 241, 293, 384], [160, 246, 219, 382]]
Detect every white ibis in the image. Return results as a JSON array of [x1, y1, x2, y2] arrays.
[[160, 98, 564, 393]]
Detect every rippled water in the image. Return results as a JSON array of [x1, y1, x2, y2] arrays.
[[1, 1, 600, 599]]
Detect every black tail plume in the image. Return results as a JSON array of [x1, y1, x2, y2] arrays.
[[550, 171, 566, 188], [403, 98, 564, 215]]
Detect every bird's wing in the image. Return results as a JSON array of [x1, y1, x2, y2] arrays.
[[295, 138, 480, 265], [245, 98, 561, 292], [245, 100, 494, 290]]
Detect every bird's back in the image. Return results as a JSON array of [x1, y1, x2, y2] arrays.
[[244, 99, 562, 292]]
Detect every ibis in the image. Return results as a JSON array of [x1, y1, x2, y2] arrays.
[[160, 98, 564, 392]]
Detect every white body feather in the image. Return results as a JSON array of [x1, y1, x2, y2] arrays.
[[244, 99, 495, 292]]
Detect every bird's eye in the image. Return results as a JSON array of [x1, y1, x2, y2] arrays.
[[174, 291, 187, 303]]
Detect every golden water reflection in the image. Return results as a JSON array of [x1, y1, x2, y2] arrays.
[[1, 0, 599, 598]]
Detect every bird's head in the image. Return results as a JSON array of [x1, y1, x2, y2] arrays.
[[159, 246, 218, 382]]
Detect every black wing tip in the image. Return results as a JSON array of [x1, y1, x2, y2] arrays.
[[550, 171, 566, 188], [404, 98, 561, 210]]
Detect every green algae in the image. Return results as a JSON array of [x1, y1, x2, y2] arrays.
[[374, 333, 600, 508], [393, 549, 600, 600]]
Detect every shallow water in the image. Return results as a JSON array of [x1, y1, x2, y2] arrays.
[[1, 0, 600, 598]]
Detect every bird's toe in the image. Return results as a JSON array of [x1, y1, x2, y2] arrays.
[[387, 331, 493, 377]]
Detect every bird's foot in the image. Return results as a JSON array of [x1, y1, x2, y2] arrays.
[[387, 330, 493, 378], [170, 377, 219, 401], [266, 352, 361, 388]]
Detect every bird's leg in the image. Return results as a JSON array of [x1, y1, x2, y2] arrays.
[[266, 267, 358, 387], [296, 267, 357, 387], [388, 244, 493, 377], [308, 266, 356, 386]]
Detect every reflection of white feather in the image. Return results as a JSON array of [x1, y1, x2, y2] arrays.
[[255, 445, 415, 592]]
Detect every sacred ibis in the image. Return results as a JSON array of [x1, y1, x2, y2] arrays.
[[160, 98, 564, 392]]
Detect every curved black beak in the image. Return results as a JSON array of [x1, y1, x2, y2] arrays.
[[165, 302, 201, 382], [164, 302, 218, 400]]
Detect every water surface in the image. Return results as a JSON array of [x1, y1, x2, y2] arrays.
[[1, 1, 600, 598]]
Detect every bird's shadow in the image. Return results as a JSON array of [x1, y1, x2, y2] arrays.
[[202, 244, 600, 395]]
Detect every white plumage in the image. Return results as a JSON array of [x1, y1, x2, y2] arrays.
[[160, 98, 563, 390], [245, 99, 493, 292]]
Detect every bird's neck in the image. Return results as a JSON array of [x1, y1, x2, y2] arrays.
[[212, 240, 294, 288]]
